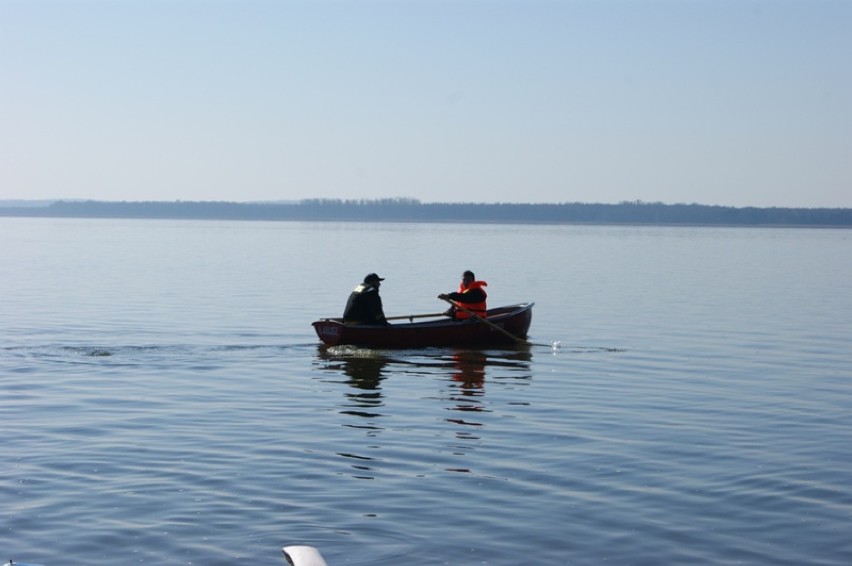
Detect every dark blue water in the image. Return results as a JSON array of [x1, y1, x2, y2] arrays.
[[3, 218, 851, 565]]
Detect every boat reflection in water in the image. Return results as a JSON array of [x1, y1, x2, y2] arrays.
[[315, 345, 532, 478]]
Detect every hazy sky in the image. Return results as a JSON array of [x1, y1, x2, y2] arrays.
[[2, 0, 850, 207]]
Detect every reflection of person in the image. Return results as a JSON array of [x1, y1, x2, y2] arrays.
[[343, 273, 389, 325], [438, 270, 488, 320], [451, 350, 487, 391], [343, 355, 388, 391]]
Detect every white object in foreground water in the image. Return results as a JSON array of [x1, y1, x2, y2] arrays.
[[282, 545, 329, 566], [2, 545, 328, 566]]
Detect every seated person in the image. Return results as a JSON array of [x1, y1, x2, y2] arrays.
[[438, 270, 487, 320], [343, 273, 389, 325]]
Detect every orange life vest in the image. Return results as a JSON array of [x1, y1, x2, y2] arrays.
[[454, 280, 488, 319]]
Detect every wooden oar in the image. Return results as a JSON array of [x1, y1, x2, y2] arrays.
[[440, 297, 534, 346], [386, 312, 448, 322]]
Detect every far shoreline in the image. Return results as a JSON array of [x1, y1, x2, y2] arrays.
[[1, 198, 850, 228]]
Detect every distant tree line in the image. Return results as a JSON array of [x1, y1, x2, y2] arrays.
[[1, 198, 850, 227]]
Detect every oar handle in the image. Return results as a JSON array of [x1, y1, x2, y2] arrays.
[[386, 312, 448, 321]]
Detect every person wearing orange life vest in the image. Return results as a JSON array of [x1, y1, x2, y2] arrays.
[[438, 270, 488, 320]]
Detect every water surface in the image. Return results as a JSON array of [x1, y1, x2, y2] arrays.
[[3, 218, 851, 565]]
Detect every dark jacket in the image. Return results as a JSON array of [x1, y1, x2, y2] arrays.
[[343, 283, 388, 325]]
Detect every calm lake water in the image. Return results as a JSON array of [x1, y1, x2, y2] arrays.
[[2, 218, 851, 565]]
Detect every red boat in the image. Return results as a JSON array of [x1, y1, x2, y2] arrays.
[[312, 302, 534, 348]]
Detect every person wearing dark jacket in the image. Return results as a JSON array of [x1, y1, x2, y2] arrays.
[[438, 270, 488, 320], [343, 273, 389, 325]]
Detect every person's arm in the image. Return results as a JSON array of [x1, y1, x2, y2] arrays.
[[369, 293, 389, 324], [445, 288, 485, 304]]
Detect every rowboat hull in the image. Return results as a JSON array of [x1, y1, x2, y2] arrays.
[[312, 302, 534, 348]]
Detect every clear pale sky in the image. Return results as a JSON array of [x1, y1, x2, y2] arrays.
[[2, 0, 850, 207]]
